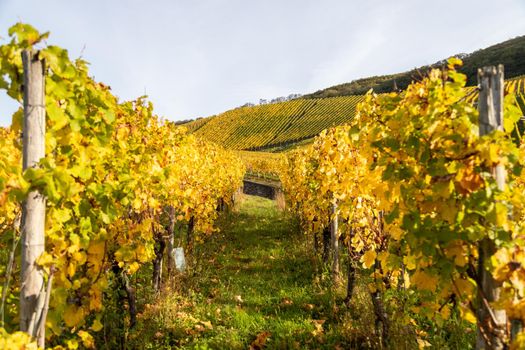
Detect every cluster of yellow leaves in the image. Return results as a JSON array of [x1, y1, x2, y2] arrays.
[[0, 327, 96, 350], [281, 125, 391, 286], [0, 128, 25, 232], [0, 23, 245, 346], [0, 328, 38, 350], [281, 58, 525, 346]]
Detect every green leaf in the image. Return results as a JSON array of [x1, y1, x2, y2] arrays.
[[103, 109, 115, 124], [70, 119, 81, 132], [70, 165, 92, 181], [11, 108, 23, 133], [40, 46, 74, 77], [8, 23, 48, 47], [46, 101, 69, 130], [53, 208, 71, 224], [503, 94, 522, 133], [384, 203, 399, 224]]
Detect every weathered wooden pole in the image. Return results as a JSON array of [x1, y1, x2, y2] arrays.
[[166, 206, 176, 280], [20, 50, 46, 347], [331, 200, 340, 286], [476, 65, 507, 350]]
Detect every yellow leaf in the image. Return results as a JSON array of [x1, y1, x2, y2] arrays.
[[417, 338, 431, 349], [377, 251, 390, 271], [403, 254, 417, 270], [90, 319, 103, 332], [132, 198, 142, 210], [461, 308, 477, 324], [411, 270, 438, 292], [440, 305, 451, 320], [89, 286, 103, 311], [69, 234, 80, 247], [361, 250, 377, 269], [128, 261, 140, 274], [444, 241, 468, 267], [495, 202, 508, 228], [72, 251, 87, 264], [53, 208, 72, 224], [64, 305, 85, 327], [67, 262, 76, 278], [66, 339, 79, 349], [36, 252, 54, 268], [78, 330, 95, 349], [454, 278, 476, 299], [87, 240, 105, 257], [387, 223, 404, 240], [456, 165, 483, 194]]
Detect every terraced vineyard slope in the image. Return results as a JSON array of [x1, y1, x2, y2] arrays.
[[184, 76, 525, 151]]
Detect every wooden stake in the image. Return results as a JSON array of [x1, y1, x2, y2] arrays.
[[20, 50, 46, 347], [331, 200, 340, 286], [476, 65, 507, 350]]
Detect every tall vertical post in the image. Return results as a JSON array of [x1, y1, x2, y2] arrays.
[[166, 206, 176, 280], [331, 200, 340, 286], [476, 65, 507, 350], [20, 50, 46, 346]]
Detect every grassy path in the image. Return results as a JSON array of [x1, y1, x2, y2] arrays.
[[131, 195, 476, 349], [133, 195, 355, 349]]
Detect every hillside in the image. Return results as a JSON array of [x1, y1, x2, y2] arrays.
[[185, 76, 525, 152], [185, 95, 365, 151], [304, 35, 525, 99]]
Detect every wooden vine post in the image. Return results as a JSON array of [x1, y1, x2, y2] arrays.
[[20, 50, 48, 347], [331, 200, 340, 286], [476, 65, 507, 350]]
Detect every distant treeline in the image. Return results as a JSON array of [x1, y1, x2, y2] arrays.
[[241, 93, 303, 108], [304, 35, 525, 99]]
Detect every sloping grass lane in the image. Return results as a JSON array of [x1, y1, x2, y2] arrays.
[[132, 195, 348, 349]]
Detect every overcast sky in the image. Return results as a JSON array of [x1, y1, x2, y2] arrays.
[[1, 0, 524, 126]]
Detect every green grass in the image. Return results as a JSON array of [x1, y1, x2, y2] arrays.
[[128, 195, 474, 349], [129, 195, 353, 349]]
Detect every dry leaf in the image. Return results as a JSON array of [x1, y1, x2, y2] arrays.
[[200, 320, 213, 329], [280, 297, 293, 306], [249, 331, 271, 349], [311, 319, 325, 337], [303, 303, 314, 311]]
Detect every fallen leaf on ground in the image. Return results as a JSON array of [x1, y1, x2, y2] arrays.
[[303, 303, 314, 310], [200, 320, 213, 329], [280, 297, 293, 306], [249, 331, 271, 349], [311, 319, 325, 337]]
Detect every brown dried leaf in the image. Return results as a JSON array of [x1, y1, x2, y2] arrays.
[[249, 331, 271, 349]]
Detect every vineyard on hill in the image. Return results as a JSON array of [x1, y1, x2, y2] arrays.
[[236, 151, 283, 180], [4, 21, 525, 350], [184, 96, 366, 151], [185, 76, 525, 152]]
